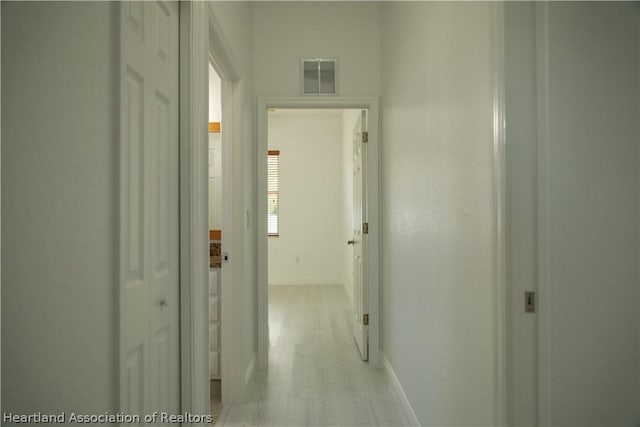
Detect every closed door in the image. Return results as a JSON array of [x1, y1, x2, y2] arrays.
[[119, 1, 180, 418], [352, 110, 368, 361]]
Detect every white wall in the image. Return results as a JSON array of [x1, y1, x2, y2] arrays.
[[268, 111, 346, 286], [535, 3, 639, 425], [209, 63, 222, 123], [252, 2, 381, 97], [209, 64, 222, 230], [2, 1, 117, 414], [381, 3, 498, 425], [209, 133, 222, 231], [208, 1, 258, 390], [341, 110, 360, 303]]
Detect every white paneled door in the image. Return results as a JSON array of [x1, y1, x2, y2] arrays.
[[352, 111, 368, 361], [119, 1, 180, 420]]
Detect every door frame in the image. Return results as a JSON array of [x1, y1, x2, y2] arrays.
[[179, 1, 244, 419], [535, 3, 551, 424], [493, 3, 508, 425], [207, 4, 245, 409], [256, 97, 381, 369]]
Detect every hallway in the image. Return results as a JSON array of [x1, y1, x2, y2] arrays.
[[4, 2, 640, 425], [222, 285, 409, 426]]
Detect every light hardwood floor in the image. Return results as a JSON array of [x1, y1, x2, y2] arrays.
[[220, 285, 409, 427]]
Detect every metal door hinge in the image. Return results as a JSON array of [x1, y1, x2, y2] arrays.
[[363, 314, 369, 325], [362, 131, 368, 143], [525, 291, 536, 313], [363, 223, 369, 234]]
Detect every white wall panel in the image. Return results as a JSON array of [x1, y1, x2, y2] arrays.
[[1, 1, 118, 415], [504, 3, 539, 424], [252, 2, 380, 98], [268, 111, 346, 286], [537, 3, 640, 425], [381, 3, 497, 425]]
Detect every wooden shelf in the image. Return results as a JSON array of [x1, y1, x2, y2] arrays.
[[208, 122, 221, 133], [209, 229, 221, 241]]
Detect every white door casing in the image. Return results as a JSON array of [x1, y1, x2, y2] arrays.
[[257, 97, 381, 370], [352, 111, 368, 361], [119, 1, 180, 418]]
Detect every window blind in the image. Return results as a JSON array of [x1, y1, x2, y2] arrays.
[[267, 150, 280, 236]]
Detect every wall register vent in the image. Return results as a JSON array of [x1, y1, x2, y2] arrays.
[[301, 59, 338, 96]]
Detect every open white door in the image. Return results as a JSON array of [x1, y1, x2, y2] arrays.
[[119, 1, 180, 418], [351, 110, 368, 361]]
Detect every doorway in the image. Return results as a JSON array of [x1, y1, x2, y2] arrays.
[[257, 98, 381, 371], [179, 2, 250, 421], [267, 109, 355, 284], [207, 36, 243, 422], [208, 62, 223, 423], [266, 108, 367, 359]]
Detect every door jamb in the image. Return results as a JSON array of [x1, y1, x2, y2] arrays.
[[179, 1, 243, 420], [535, 3, 552, 425], [492, 2, 508, 426], [207, 1, 246, 408], [179, 1, 208, 418], [256, 97, 381, 369]]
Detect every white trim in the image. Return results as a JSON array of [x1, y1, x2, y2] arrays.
[[180, 2, 245, 422], [638, 4, 640, 414], [206, 2, 246, 407], [257, 97, 381, 370], [257, 100, 269, 371], [244, 353, 256, 387], [179, 2, 209, 422], [382, 356, 420, 427], [535, 3, 552, 426], [491, 3, 508, 427]]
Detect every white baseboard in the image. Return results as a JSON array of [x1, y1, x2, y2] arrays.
[[383, 355, 421, 426], [244, 353, 256, 387]]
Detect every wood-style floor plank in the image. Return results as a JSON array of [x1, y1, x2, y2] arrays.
[[220, 285, 410, 427]]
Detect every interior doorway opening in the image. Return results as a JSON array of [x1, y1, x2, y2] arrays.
[[266, 109, 358, 289], [180, 2, 246, 421], [257, 98, 381, 372], [248, 103, 398, 424], [207, 61, 224, 424], [265, 107, 369, 365]]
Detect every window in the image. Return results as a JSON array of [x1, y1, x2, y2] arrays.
[[267, 150, 280, 236]]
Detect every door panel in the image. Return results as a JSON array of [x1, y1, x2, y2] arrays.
[[537, 3, 640, 425], [120, 1, 180, 419], [352, 111, 368, 361], [124, 345, 144, 418]]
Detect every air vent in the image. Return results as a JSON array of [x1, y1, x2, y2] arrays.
[[301, 59, 337, 96]]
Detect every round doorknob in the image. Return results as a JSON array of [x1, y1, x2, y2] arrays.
[[159, 298, 168, 307], [347, 240, 355, 245]]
